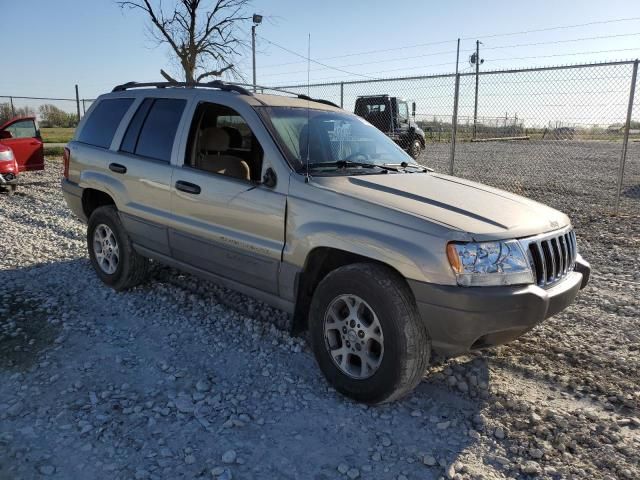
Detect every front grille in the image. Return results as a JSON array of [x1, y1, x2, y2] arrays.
[[524, 229, 577, 288]]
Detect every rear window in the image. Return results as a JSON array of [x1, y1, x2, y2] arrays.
[[77, 98, 134, 149], [121, 98, 186, 162]]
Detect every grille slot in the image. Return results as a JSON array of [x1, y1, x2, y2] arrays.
[[526, 229, 576, 288]]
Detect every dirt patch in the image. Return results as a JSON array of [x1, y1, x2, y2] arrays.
[[0, 292, 60, 370]]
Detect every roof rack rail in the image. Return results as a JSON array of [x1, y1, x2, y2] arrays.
[[111, 80, 252, 96], [226, 82, 340, 108], [111, 80, 341, 109], [296, 94, 340, 108]]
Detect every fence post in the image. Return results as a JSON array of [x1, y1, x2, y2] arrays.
[[340, 82, 344, 108], [449, 73, 460, 175], [9, 97, 15, 117], [615, 59, 638, 215], [75, 85, 81, 122], [82, 99, 86, 115]]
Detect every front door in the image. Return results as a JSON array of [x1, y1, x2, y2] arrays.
[[0, 117, 44, 171], [169, 99, 286, 295]]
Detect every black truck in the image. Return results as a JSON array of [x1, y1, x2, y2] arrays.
[[354, 95, 425, 159]]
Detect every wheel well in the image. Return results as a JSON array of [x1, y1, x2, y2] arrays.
[[82, 189, 115, 219], [291, 247, 406, 335]]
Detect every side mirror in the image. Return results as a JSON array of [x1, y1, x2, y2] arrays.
[[411, 102, 416, 118], [0, 130, 12, 140], [262, 167, 277, 188]]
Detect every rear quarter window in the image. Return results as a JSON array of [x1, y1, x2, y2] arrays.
[[77, 98, 134, 149]]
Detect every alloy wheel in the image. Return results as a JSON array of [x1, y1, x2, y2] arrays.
[[323, 294, 384, 379]]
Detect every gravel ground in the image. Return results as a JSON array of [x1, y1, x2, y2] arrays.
[[1, 154, 639, 480]]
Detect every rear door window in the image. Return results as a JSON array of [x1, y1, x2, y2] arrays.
[[122, 98, 186, 162], [77, 98, 134, 149]]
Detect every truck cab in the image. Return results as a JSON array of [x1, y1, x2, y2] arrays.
[[354, 95, 425, 159]]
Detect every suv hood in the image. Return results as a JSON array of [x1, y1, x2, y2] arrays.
[[313, 172, 570, 240]]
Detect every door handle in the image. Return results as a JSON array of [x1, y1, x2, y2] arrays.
[[175, 180, 201, 195], [109, 163, 127, 174]]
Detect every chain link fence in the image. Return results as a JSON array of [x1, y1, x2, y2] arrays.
[[2, 62, 638, 215], [279, 60, 639, 216], [0, 95, 96, 127]]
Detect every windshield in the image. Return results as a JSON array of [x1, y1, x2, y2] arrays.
[[262, 107, 417, 173]]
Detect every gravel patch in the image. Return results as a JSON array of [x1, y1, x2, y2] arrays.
[[0, 155, 638, 479]]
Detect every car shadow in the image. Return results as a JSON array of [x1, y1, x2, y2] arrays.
[[1, 257, 494, 479]]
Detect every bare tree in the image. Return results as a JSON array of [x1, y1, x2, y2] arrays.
[[117, 0, 252, 83]]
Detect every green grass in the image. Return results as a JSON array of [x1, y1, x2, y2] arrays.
[[40, 127, 75, 144], [44, 146, 65, 156]]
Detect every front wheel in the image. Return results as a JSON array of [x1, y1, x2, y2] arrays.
[[409, 139, 422, 159], [1, 184, 16, 196], [87, 206, 149, 291], [309, 263, 431, 404]]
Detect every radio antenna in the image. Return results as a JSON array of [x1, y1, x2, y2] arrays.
[[305, 33, 311, 183]]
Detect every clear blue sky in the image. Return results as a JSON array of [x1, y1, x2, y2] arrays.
[[1, 0, 639, 114]]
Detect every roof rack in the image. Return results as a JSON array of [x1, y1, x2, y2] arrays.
[[226, 82, 341, 108], [111, 79, 341, 109], [111, 80, 252, 96]]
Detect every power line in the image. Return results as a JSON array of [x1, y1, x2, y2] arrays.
[[257, 34, 375, 79], [263, 31, 640, 79], [268, 47, 640, 85], [260, 39, 458, 69], [480, 32, 640, 51], [258, 16, 640, 70], [485, 47, 640, 63], [274, 47, 640, 85], [275, 61, 458, 84], [466, 16, 640, 41], [258, 48, 459, 78]]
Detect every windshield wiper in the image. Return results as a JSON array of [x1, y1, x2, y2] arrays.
[[382, 162, 432, 173], [307, 160, 397, 172]]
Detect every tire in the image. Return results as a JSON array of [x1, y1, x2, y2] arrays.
[[409, 139, 422, 160], [309, 263, 431, 404], [87, 205, 149, 291], [0, 184, 16, 196]]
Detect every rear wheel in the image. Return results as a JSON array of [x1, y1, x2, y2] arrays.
[[87, 206, 149, 291], [309, 263, 431, 404]]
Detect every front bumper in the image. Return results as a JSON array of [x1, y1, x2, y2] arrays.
[[409, 256, 591, 358], [0, 172, 17, 184]]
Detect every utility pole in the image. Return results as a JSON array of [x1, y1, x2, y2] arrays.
[[75, 85, 81, 123], [251, 14, 263, 92], [472, 40, 482, 140], [449, 38, 461, 175]]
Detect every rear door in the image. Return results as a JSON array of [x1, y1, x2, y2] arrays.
[[0, 117, 44, 171], [110, 96, 189, 256]]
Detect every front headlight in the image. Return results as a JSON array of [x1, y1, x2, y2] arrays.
[[446, 240, 533, 286]]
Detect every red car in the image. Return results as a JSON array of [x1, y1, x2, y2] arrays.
[[0, 116, 45, 169], [0, 144, 19, 194]]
